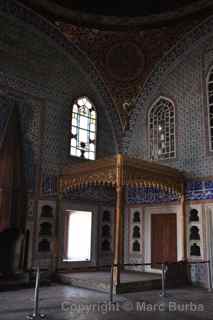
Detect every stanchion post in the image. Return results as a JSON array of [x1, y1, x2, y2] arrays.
[[160, 263, 166, 298], [27, 264, 47, 320], [110, 264, 114, 303], [207, 260, 212, 292], [34, 264, 40, 317]]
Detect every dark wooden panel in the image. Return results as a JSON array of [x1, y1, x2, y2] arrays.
[[151, 213, 177, 269]]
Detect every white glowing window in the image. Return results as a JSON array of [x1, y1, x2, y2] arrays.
[[207, 69, 213, 151], [149, 97, 176, 160], [70, 97, 96, 160], [67, 211, 92, 262]]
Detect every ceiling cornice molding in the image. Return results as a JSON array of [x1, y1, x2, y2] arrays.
[[17, 0, 213, 30]]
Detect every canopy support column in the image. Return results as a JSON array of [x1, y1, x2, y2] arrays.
[[180, 186, 187, 260], [113, 154, 125, 292]]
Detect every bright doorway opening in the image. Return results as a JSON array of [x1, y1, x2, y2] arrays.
[[65, 210, 92, 262]]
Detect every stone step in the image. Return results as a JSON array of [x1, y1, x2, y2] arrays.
[[57, 272, 162, 294]]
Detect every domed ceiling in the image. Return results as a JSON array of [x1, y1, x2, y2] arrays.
[[18, 0, 213, 30]]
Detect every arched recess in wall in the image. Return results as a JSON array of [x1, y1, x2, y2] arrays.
[[124, 12, 213, 154], [0, 0, 122, 153]]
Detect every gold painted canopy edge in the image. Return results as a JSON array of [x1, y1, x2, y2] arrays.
[[59, 154, 185, 194]]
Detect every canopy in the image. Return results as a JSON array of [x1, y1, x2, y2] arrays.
[[60, 154, 185, 195], [59, 154, 186, 291]]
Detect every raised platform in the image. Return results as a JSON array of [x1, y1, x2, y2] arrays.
[[0, 272, 30, 291], [0, 271, 52, 291], [58, 271, 162, 294]]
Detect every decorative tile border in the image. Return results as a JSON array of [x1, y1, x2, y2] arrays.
[[64, 185, 116, 204], [186, 180, 213, 200], [190, 263, 208, 286], [42, 174, 58, 194], [127, 187, 179, 204], [40, 176, 213, 201], [128, 180, 213, 204]]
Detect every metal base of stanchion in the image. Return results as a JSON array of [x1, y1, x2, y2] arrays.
[[160, 292, 173, 299], [26, 313, 47, 319], [160, 293, 168, 298]]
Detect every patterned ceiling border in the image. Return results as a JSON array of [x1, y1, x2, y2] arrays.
[[123, 12, 213, 152], [0, 0, 123, 151]]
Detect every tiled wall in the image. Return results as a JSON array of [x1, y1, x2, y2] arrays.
[[0, 8, 120, 270], [41, 97, 117, 178], [124, 24, 213, 178], [0, 8, 119, 188]]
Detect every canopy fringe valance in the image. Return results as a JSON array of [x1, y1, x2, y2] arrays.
[[60, 154, 185, 195]]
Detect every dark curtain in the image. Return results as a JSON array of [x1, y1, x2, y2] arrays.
[[0, 105, 27, 274]]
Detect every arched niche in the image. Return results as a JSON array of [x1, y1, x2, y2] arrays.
[[132, 240, 140, 252], [38, 239, 51, 252], [41, 206, 53, 218]]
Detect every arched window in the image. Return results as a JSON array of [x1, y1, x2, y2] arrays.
[[149, 97, 175, 160], [207, 69, 213, 151], [70, 97, 96, 160]]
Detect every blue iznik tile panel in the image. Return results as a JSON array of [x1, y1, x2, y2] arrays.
[[42, 175, 58, 194], [64, 186, 116, 205], [127, 187, 179, 204], [190, 263, 208, 287], [127, 180, 213, 204], [186, 180, 213, 200]]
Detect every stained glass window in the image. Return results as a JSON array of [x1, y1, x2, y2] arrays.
[[149, 97, 175, 160], [70, 97, 96, 160], [207, 70, 213, 151]]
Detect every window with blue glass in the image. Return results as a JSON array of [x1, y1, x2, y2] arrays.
[[70, 97, 96, 160]]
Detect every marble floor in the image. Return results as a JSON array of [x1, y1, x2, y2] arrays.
[[0, 284, 213, 320]]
